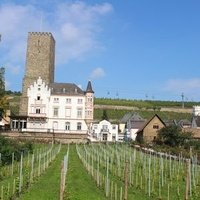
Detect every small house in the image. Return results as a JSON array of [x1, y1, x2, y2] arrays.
[[136, 114, 166, 143], [91, 120, 118, 142]]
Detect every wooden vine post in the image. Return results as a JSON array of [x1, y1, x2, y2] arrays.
[[60, 161, 64, 200], [185, 159, 190, 200], [124, 159, 129, 200]]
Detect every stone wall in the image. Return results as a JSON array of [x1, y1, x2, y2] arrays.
[[0, 132, 88, 144]]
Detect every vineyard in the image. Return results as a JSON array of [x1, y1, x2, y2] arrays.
[[0, 143, 200, 200]]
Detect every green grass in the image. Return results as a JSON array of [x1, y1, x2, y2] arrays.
[[65, 145, 107, 200], [19, 145, 68, 200], [94, 97, 200, 108]]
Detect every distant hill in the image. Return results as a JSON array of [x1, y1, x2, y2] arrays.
[[8, 95, 195, 121]]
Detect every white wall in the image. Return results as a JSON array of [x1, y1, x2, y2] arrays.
[[27, 77, 90, 133], [91, 120, 118, 142]]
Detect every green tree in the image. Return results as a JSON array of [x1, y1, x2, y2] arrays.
[[101, 109, 109, 121], [156, 125, 192, 147], [0, 67, 9, 119]]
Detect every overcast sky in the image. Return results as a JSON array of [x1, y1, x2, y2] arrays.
[[1, 0, 200, 102]]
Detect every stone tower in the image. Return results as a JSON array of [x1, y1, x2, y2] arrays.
[[19, 32, 55, 115]]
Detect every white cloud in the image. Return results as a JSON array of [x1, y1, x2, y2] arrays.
[[165, 78, 200, 91], [55, 1, 113, 64], [90, 67, 105, 79], [0, 1, 113, 90]]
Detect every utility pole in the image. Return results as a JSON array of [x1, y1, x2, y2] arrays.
[[181, 92, 184, 109]]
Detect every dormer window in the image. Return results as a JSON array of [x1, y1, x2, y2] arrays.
[[37, 96, 41, 100]]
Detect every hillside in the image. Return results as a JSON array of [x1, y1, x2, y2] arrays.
[[8, 96, 195, 121]]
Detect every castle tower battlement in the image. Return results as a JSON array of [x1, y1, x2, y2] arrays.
[[19, 32, 55, 116]]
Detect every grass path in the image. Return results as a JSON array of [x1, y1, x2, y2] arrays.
[[65, 145, 107, 200], [19, 145, 68, 200]]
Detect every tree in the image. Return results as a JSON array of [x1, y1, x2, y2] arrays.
[[0, 67, 8, 119], [156, 125, 192, 147], [101, 109, 109, 121]]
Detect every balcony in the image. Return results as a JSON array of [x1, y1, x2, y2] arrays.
[[34, 99, 43, 104], [29, 113, 46, 118]]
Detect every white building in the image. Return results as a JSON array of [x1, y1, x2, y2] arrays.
[[18, 77, 94, 134], [91, 120, 118, 142]]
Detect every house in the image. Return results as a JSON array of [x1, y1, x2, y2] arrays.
[[136, 114, 166, 143], [11, 77, 94, 134], [91, 120, 118, 142], [119, 112, 145, 141], [10, 32, 94, 138]]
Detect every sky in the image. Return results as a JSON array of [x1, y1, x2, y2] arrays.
[[1, 0, 200, 102]]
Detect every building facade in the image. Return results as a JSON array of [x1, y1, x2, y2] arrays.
[[90, 120, 118, 142], [136, 114, 165, 143], [23, 77, 93, 133], [11, 32, 94, 135]]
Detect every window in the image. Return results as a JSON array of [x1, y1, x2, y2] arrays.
[[36, 108, 40, 114], [103, 134, 107, 141], [54, 98, 59, 103], [112, 125, 116, 130], [102, 125, 108, 131], [65, 108, 71, 118], [66, 98, 71, 104], [65, 122, 70, 131], [94, 125, 97, 129], [37, 96, 40, 100], [153, 125, 159, 129], [53, 108, 59, 117], [78, 98, 83, 104], [87, 97, 93, 102], [86, 110, 92, 117], [77, 108, 83, 118], [77, 122, 82, 130]]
